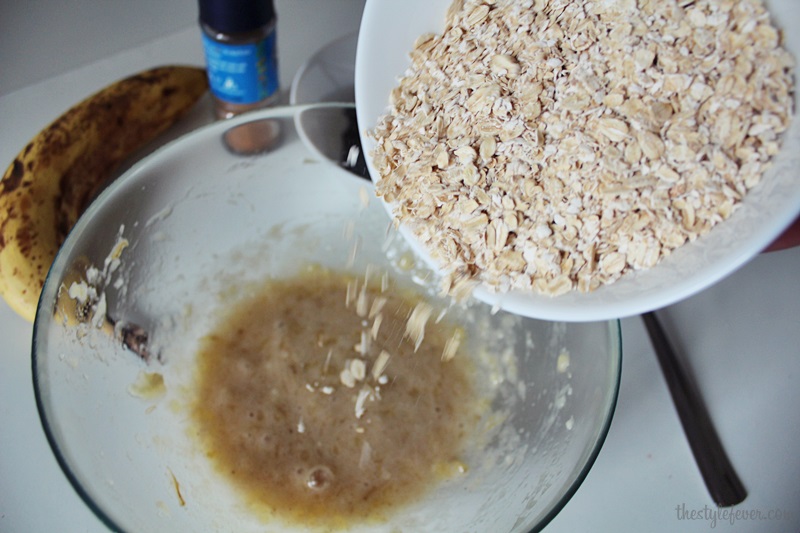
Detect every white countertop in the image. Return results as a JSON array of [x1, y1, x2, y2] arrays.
[[1, 2, 799, 532]]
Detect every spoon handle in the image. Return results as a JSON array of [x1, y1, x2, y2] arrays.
[[641, 311, 747, 507]]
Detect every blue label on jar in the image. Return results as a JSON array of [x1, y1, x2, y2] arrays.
[[202, 30, 279, 105]]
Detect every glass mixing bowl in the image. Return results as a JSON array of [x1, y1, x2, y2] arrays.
[[33, 105, 621, 533]]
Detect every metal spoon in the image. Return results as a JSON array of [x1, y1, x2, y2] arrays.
[[642, 311, 747, 507]]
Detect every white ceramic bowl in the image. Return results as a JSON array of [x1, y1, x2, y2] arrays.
[[355, 0, 800, 322], [33, 106, 621, 533]]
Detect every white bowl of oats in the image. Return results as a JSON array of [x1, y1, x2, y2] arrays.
[[355, 0, 800, 321], [33, 105, 622, 532]]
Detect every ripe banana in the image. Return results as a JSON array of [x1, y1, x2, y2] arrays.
[[0, 65, 208, 322]]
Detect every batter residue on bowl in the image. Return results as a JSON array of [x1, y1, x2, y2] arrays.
[[190, 267, 485, 528]]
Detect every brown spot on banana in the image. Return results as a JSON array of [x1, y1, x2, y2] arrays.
[[0, 65, 208, 322], [1, 159, 25, 194]]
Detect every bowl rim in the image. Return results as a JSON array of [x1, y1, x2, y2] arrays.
[[527, 319, 623, 533], [31, 104, 624, 533]]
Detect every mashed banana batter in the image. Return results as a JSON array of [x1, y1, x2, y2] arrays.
[[191, 268, 483, 527]]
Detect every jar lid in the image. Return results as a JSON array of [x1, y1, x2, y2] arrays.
[[199, 0, 275, 34]]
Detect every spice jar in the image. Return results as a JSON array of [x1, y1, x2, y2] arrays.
[[198, 0, 279, 120]]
